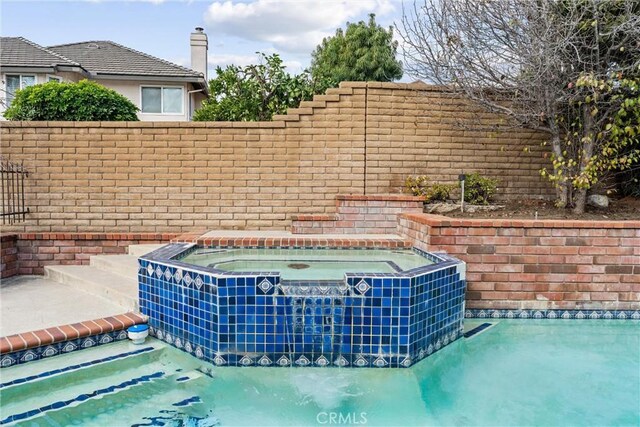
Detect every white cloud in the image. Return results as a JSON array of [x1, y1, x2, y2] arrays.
[[204, 0, 397, 53]]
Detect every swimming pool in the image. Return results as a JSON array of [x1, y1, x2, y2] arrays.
[[2, 319, 638, 426]]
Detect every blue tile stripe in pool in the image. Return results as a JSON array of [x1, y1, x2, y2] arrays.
[[0, 371, 165, 425], [0, 347, 154, 389], [138, 244, 467, 368], [0, 329, 130, 369], [465, 309, 640, 320], [463, 323, 493, 338]]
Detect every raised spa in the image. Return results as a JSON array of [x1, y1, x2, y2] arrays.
[[138, 244, 466, 368]]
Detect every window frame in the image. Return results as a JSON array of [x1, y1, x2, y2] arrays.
[[46, 75, 62, 83], [139, 84, 184, 115], [5, 74, 37, 106]]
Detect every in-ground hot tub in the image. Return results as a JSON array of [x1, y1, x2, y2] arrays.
[[138, 244, 466, 368]]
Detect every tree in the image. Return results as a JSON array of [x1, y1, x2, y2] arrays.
[[310, 14, 403, 93], [400, 0, 640, 213], [194, 53, 315, 121], [3, 80, 138, 121]]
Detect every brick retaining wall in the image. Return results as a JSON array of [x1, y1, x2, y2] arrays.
[[291, 194, 424, 234], [1, 82, 551, 234], [398, 213, 640, 310], [1, 233, 174, 276], [1, 234, 18, 278]]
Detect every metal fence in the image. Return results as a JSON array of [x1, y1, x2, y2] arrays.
[[1, 158, 29, 224]]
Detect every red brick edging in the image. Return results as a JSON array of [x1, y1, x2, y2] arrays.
[[335, 194, 424, 202], [173, 236, 413, 248], [400, 213, 640, 229], [0, 312, 147, 354]]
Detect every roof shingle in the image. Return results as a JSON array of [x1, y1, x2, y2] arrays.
[[0, 37, 79, 68], [48, 40, 203, 79]]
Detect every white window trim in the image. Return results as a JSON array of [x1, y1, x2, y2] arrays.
[[139, 85, 184, 115], [46, 75, 62, 82], [4, 74, 37, 105]]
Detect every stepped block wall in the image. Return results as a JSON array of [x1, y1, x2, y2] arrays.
[[1, 82, 551, 234]]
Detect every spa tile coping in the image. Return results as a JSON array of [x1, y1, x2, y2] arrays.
[[0, 312, 147, 355]]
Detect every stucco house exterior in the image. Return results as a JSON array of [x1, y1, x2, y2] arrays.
[[0, 29, 209, 121]]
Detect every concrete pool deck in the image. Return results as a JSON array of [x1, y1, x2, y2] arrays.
[[0, 276, 128, 337]]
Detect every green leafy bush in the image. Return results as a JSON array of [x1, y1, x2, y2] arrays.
[[424, 183, 456, 203], [194, 53, 316, 122], [404, 175, 431, 197], [404, 176, 455, 203], [462, 172, 498, 205], [4, 80, 139, 121]]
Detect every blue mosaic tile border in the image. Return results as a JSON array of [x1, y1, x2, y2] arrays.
[[139, 244, 467, 368], [1, 371, 165, 425], [146, 324, 464, 368], [465, 309, 640, 320], [0, 330, 129, 369], [0, 346, 154, 389]]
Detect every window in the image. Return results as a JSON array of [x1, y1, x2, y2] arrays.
[[141, 86, 183, 114], [47, 75, 62, 82], [5, 75, 36, 106]]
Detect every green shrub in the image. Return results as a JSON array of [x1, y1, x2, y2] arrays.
[[424, 183, 456, 203], [405, 175, 456, 203], [3, 80, 139, 121], [404, 175, 431, 197], [462, 172, 498, 205]]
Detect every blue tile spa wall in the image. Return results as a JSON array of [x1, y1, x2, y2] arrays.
[[139, 245, 466, 368]]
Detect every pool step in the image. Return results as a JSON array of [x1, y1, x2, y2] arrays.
[[128, 244, 165, 257], [0, 346, 169, 425], [1, 342, 209, 426], [44, 265, 138, 311], [90, 254, 139, 279]]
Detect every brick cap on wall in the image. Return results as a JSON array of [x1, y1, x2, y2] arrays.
[[336, 194, 424, 202], [0, 312, 147, 354], [399, 213, 640, 229], [0, 82, 454, 128], [9, 232, 177, 241]]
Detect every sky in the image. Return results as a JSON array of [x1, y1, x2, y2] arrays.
[[0, 0, 407, 78]]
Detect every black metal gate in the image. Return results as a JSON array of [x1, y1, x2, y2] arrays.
[[1, 158, 29, 224]]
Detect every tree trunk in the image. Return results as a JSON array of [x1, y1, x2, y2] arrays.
[[573, 188, 587, 214], [549, 124, 569, 208], [573, 104, 596, 215]]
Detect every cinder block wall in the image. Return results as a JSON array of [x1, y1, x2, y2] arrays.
[[1, 82, 551, 233]]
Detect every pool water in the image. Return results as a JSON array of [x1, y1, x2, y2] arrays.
[[178, 248, 433, 280], [2, 320, 638, 426]]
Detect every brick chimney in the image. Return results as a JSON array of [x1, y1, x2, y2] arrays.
[[190, 27, 208, 81]]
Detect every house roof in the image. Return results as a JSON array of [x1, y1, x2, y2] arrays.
[[0, 37, 80, 69], [47, 41, 203, 80]]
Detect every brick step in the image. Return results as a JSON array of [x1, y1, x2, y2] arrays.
[[291, 194, 424, 235]]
